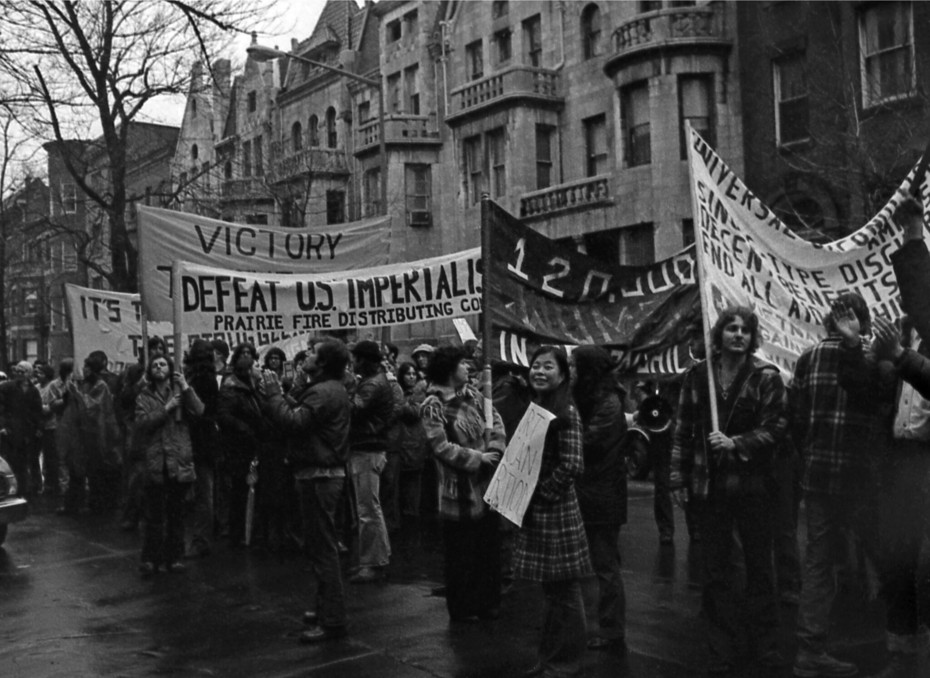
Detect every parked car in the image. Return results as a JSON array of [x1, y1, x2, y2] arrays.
[[0, 452, 28, 546]]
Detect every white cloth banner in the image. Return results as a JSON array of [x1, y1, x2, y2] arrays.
[[65, 284, 173, 372], [137, 206, 392, 321], [686, 126, 930, 375], [171, 248, 482, 346], [484, 403, 555, 527]]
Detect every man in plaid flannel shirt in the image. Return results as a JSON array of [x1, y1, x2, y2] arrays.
[[790, 293, 895, 678]]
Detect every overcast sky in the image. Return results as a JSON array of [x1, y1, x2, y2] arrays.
[[138, 0, 330, 128]]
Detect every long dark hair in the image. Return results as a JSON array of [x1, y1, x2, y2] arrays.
[[528, 345, 573, 419], [184, 339, 216, 382], [570, 345, 616, 425]]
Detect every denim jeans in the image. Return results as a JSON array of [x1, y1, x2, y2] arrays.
[[298, 476, 347, 629], [347, 451, 391, 569], [539, 579, 587, 677], [585, 523, 625, 640], [796, 491, 879, 654]]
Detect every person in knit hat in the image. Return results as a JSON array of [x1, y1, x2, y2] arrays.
[[411, 344, 434, 381]]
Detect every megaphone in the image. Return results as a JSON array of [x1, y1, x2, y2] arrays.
[[636, 395, 673, 434]]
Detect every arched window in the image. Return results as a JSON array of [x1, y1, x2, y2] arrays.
[[191, 144, 199, 161], [326, 107, 337, 148], [292, 121, 303, 153], [581, 5, 602, 59], [309, 115, 320, 147]]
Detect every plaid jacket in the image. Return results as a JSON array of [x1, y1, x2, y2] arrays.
[[671, 357, 788, 500], [513, 404, 593, 582], [790, 336, 895, 496]]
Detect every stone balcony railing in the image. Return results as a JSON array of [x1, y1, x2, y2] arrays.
[[267, 144, 349, 183], [220, 177, 271, 201], [520, 174, 612, 220], [446, 65, 562, 123], [355, 114, 441, 154], [608, 2, 731, 68]]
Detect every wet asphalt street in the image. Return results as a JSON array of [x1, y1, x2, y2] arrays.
[[0, 483, 901, 678]]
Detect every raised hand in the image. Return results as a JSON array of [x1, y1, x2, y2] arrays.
[[871, 315, 903, 361], [832, 303, 861, 346]]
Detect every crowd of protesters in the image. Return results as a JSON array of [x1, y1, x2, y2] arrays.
[[3, 196, 930, 677]]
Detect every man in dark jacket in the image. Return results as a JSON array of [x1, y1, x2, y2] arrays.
[[0, 361, 43, 496], [671, 306, 788, 674], [346, 340, 396, 583], [263, 338, 351, 643], [571, 345, 628, 651]]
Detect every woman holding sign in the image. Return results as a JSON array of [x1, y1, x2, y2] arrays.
[[420, 345, 506, 622], [516, 346, 592, 678]]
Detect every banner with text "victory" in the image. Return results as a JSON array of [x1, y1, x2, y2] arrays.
[[137, 206, 391, 321], [66, 284, 173, 373], [172, 249, 482, 345], [687, 126, 930, 376]]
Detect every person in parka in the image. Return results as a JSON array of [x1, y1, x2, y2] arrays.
[[262, 338, 352, 644], [134, 355, 204, 576], [670, 306, 788, 674], [570, 345, 628, 651]]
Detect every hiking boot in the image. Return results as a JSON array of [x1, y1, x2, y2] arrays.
[[793, 650, 858, 677]]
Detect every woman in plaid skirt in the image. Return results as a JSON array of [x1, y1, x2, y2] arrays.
[[515, 346, 593, 678]]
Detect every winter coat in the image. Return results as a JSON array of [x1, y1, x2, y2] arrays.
[[264, 375, 350, 470], [349, 371, 396, 451], [186, 371, 219, 466], [387, 384, 429, 471], [217, 372, 269, 476], [672, 356, 788, 500], [0, 380, 42, 452], [420, 383, 506, 521], [134, 382, 204, 485], [575, 385, 628, 526], [57, 378, 122, 476], [513, 404, 593, 582]]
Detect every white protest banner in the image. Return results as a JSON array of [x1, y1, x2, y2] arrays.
[[137, 206, 391, 321], [65, 284, 173, 373], [453, 317, 477, 343], [686, 126, 930, 376], [484, 403, 555, 527], [171, 248, 482, 347]]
